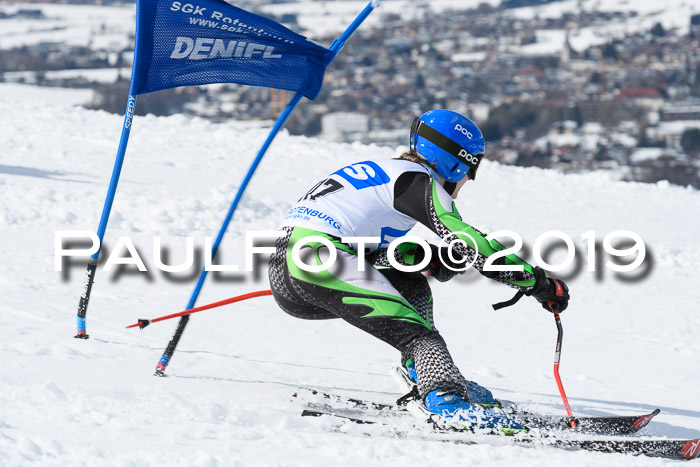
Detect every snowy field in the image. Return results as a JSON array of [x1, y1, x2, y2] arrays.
[[0, 82, 93, 107], [0, 0, 498, 49], [513, 0, 697, 56], [0, 3, 134, 50], [1, 89, 699, 465], [259, 0, 501, 37], [1, 0, 694, 50], [4, 68, 133, 86]]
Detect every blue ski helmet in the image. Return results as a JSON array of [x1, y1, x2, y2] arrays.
[[410, 110, 485, 182]]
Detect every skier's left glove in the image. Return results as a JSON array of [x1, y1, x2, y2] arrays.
[[529, 266, 570, 312], [422, 244, 464, 282]]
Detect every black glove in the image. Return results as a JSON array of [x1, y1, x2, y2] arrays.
[[422, 244, 464, 282], [529, 266, 570, 312]]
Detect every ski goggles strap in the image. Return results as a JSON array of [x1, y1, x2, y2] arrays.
[[411, 117, 484, 180]]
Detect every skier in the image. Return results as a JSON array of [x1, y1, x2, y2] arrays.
[[268, 109, 569, 431]]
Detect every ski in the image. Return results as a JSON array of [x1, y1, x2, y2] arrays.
[[536, 437, 700, 460], [292, 388, 661, 436], [293, 389, 396, 412], [300, 407, 700, 460], [301, 409, 378, 424], [519, 409, 660, 435]]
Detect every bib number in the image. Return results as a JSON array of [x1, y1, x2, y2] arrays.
[[301, 178, 344, 202]]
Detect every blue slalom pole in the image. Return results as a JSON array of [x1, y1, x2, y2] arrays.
[[75, 94, 137, 339], [155, 0, 383, 375], [329, 0, 382, 54], [154, 93, 302, 374]]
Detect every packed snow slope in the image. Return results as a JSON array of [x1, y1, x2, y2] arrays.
[[1, 96, 700, 466]]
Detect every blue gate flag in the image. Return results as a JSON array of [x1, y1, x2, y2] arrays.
[[130, 0, 335, 99]]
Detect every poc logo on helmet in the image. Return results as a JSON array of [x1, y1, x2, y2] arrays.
[[459, 149, 480, 164], [455, 124, 473, 139]]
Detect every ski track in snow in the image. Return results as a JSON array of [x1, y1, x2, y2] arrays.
[[1, 96, 699, 466]]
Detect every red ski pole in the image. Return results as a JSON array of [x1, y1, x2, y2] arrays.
[[126, 290, 272, 329], [552, 309, 578, 428]]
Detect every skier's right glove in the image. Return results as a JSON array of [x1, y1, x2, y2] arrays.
[[422, 244, 464, 282], [529, 266, 570, 312]]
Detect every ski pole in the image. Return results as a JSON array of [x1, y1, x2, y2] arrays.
[[126, 290, 272, 330], [552, 310, 578, 428]]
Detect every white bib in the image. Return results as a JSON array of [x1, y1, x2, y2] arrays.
[[283, 159, 438, 252]]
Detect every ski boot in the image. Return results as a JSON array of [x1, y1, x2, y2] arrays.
[[404, 360, 500, 408], [424, 389, 527, 435]]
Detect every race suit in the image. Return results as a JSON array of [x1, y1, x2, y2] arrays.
[[268, 158, 537, 400]]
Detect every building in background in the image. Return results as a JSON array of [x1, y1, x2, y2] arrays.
[[320, 112, 370, 143]]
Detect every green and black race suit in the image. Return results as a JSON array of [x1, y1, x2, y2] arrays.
[[269, 158, 538, 400]]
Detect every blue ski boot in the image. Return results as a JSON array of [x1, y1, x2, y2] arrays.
[[404, 360, 500, 408], [424, 390, 527, 435]]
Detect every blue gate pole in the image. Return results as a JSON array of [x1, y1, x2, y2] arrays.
[[75, 94, 137, 339], [154, 0, 383, 375]]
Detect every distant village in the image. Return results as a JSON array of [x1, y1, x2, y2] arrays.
[[2, 0, 700, 187]]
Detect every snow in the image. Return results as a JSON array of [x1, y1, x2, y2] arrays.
[[630, 147, 665, 163], [452, 52, 488, 63], [657, 120, 700, 136], [2, 90, 700, 465], [260, 0, 695, 43], [0, 0, 502, 48], [4, 67, 132, 85], [0, 82, 93, 106], [260, 0, 501, 38], [1, 0, 694, 67], [0, 3, 134, 49], [610, 132, 638, 149], [510, 0, 696, 56], [535, 132, 581, 149], [509, 0, 695, 33]]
